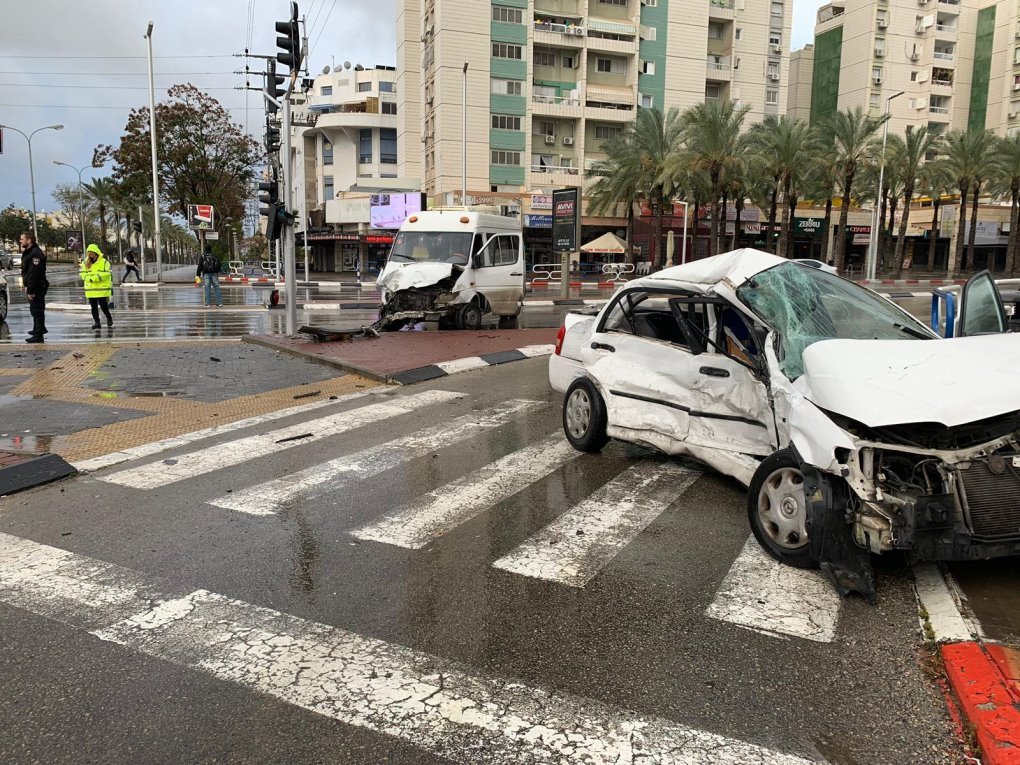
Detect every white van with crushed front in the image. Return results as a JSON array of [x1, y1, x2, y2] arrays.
[[376, 211, 525, 331]]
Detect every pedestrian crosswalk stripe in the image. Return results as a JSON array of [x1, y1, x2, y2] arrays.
[[0, 532, 822, 765], [351, 435, 581, 549], [209, 399, 548, 516], [99, 390, 465, 489], [705, 537, 842, 643], [492, 462, 700, 587]]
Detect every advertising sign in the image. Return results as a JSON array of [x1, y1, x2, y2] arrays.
[[793, 218, 826, 235], [530, 194, 552, 210], [370, 192, 425, 229], [188, 204, 215, 230], [552, 187, 580, 252], [524, 214, 552, 228]]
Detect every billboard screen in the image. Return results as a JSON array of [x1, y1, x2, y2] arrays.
[[370, 193, 424, 229]]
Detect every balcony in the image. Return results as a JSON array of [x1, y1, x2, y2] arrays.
[[586, 34, 637, 54], [706, 60, 733, 80], [935, 23, 958, 40], [531, 93, 583, 118], [708, 0, 734, 20], [928, 105, 951, 120], [533, 20, 586, 47], [933, 50, 955, 62], [530, 163, 580, 175]]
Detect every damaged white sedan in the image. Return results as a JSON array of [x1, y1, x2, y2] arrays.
[[549, 248, 1019, 600]]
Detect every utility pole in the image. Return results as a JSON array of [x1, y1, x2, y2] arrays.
[[275, 1, 302, 335], [144, 22, 164, 282]]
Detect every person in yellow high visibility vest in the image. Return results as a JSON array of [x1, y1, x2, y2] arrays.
[[80, 243, 113, 330]]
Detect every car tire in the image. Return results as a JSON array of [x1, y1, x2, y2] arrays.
[[455, 303, 482, 331], [498, 314, 519, 329], [562, 377, 609, 453], [381, 318, 408, 332], [747, 449, 815, 569], [0, 291, 7, 322]]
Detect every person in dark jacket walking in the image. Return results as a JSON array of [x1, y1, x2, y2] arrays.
[[121, 249, 142, 284], [196, 245, 223, 307], [20, 231, 47, 343]]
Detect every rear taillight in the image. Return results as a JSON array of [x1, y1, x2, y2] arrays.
[[554, 324, 566, 355]]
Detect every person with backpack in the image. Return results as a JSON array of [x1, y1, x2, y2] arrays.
[[80, 243, 113, 330], [197, 245, 223, 307]]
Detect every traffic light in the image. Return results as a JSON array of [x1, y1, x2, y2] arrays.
[[275, 2, 302, 75], [265, 60, 285, 116], [259, 177, 281, 241], [265, 119, 281, 156]]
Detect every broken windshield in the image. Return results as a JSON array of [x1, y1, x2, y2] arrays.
[[736, 262, 936, 380], [387, 232, 473, 265]]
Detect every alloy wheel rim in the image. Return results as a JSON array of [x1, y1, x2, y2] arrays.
[[757, 466, 809, 550], [565, 388, 592, 439]]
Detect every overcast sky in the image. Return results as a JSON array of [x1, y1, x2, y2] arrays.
[[0, 0, 823, 221]]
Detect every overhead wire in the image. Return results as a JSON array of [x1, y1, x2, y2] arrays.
[[309, 0, 339, 58]]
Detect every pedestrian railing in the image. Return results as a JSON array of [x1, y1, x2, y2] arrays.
[[602, 262, 635, 282], [532, 263, 563, 282], [228, 260, 245, 276]]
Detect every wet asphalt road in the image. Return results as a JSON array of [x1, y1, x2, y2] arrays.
[[0, 359, 963, 764]]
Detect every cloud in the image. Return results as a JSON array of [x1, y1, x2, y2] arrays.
[[0, 0, 394, 218]]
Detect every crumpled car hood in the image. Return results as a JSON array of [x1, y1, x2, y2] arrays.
[[376, 262, 455, 292], [797, 335, 1020, 428]]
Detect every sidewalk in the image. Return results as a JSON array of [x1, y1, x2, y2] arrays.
[[246, 327, 559, 384]]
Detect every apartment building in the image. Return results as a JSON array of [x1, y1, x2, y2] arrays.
[[804, 0, 1020, 137], [290, 64, 419, 272], [396, 0, 794, 254], [787, 44, 813, 122]]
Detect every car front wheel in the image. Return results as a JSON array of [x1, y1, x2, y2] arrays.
[[748, 449, 815, 568], [562, 378, 609, 453]]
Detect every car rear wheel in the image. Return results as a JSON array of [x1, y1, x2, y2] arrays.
[[748, 449, 815, 569], [562, 378, 609, 453]]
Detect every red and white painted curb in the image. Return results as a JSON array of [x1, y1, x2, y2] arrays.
[[915, 563, 1020, 764]]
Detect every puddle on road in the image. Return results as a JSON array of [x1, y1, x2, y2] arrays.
[[0, 433, 53, 453]]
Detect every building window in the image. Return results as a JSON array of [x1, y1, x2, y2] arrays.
[[492, 114, 522, 131], [359, 128, 373, 163], [640, 92, 654, 108], [704, 83, 720, 100], [767, 62, 780, 79], [534, 50, 557, 67], [597, 57, 612, 73], [322, 139, 333, 165], [766, 89, 779, 105], [491, 78, 523, 95], [769, 31, 781, 46], [735, 27, 742, 41], [599, 0, 627, 5], [771, 1, 783, 16], [562, 54, 576, 69], [492, 6, 522, 23], [708, 23, 724, 40], [323, 176, 334, 202], [492, 43, 523, 60], [321, 85, 333, 96], [382, 101, 397, 114], [379, 81, 395, 93], [594, 125, 623, 140], [641, 60, 655, 75], [870, 93, 881, 108], [872, 65, 883, 83], [491, 150, 521, 165], [380, 128, 397, 164], [534, 119, 556, 136], [357, 82, 372, 92]]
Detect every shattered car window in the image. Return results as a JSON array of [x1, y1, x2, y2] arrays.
[[736, 262, 935, 380], [388, 232, 473, 265]]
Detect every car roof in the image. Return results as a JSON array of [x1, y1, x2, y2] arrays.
[[631, 248, 787, 292]]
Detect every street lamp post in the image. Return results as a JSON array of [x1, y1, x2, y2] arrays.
[[866, 90, 904, 282], [0, 123, 64, 241], [53, 161, 90, 258], [144, 21, 164, 282]]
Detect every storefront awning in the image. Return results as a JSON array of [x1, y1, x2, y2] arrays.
[[581, 232, 628, 253]]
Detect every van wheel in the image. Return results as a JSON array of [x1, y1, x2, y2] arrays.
[[747, 449, 815, 569], [381, 318, 408, 332], [437, 316, 455, 330], [455, 303, 482, 330], [498, 315, 519, 329], [562, 378, 609, 453]]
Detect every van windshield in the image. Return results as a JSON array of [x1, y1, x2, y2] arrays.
[[388, 232, 473, 265]]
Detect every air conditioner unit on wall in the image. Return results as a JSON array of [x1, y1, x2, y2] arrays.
[[771, 44, 782, 53], [544, 134, 556, 144], [874, 76, 883, 84], [909, 52, 920, 61], [562, 136, 574, 145]]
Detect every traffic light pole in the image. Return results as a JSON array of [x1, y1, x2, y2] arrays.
[[282, 94, 297, 335]]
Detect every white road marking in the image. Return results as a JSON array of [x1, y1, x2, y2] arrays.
[[0, 532, 821, 765], [99, 390, 465, 489], [436, 356, 490, 375], [912, 563, 975, 642], [492, 462, 700, 587], [210, 399, 547, 516], [705, 538, 841, 643], [352, 435, 581, 549], [71, 387, 389, 473]]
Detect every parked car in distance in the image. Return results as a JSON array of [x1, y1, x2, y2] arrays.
[[0, 251, 13, 270], [550, 248, 1018, 601], [794, 258, 838, 275], [11, 252, 22, 270], [0, 276, 8, 322]]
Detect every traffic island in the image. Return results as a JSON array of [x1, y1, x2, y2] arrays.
[[0, 451, 76, 496], [244, 327, 560, 384]]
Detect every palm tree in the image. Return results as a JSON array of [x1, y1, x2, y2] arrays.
[[679, 99, 751, 258], [916, 160, 952, 272], [802, 152, 840, 264], [941, 129, 994, 277], [586, 131, 645, 265], [990, 134, 1020, 275], [824, 107, 886, 274], [591, 107, 684, 269], [886, 127, 941, 275], [83, 177, 116, 248]]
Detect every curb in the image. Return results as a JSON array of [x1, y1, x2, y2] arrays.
[[941, 642, 1020, 764], [0, 453, 77, 497], [240, 335, 554, 385]]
